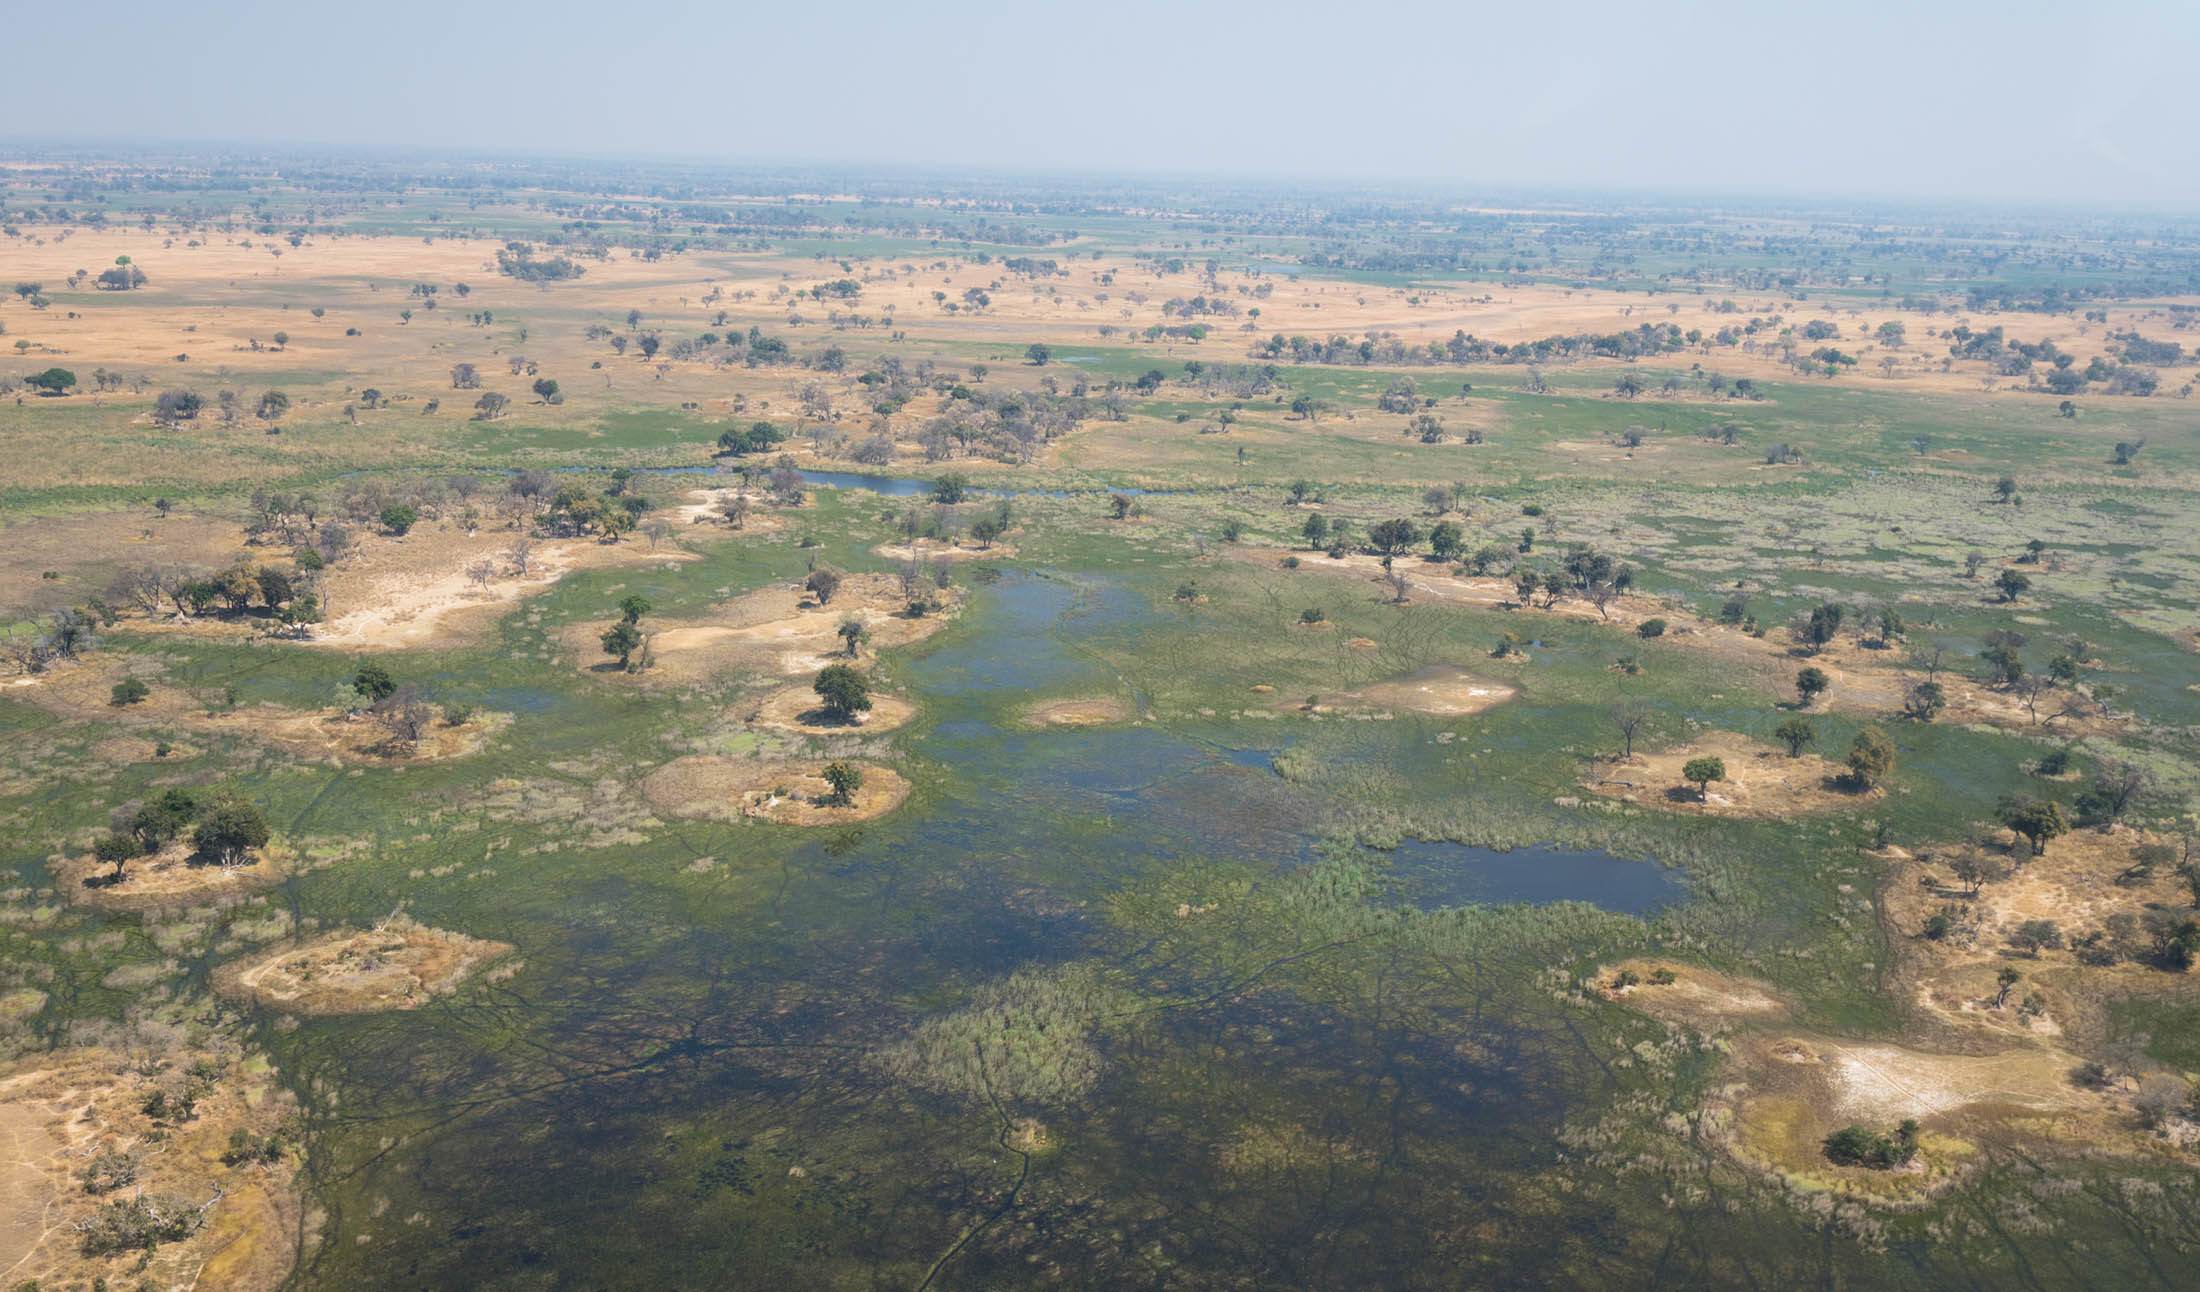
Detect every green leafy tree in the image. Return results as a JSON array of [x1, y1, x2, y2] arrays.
[[600, 620, 643, 669], [1795, 666, 1831, 707], [1300, 513, 1330, 548], [128, 787, 201, 852], [1367, 517, 1423, 556], [110, 676, 150, 706], [192, 798, 270, 867], [352, 661, 397, 703], [1846, 725, 1897, 788], [93, 832, 138, 881], [25, 366, 76, 394], [1997, 793, 2068, 856], [1904, 680, 1946, 721], [379, 503, 419, 536], [1772, 716, 1816, 757], [617, 594, 652, 625], [813, 663, 872, 722], [1682, 755, 1726, 803], [1024, 343, 1052, 366], [821, 760, 863, 806]]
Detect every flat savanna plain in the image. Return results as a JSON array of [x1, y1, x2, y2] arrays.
[[4, 172, 2200, 1290]]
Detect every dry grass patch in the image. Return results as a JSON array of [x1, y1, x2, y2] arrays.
[[57, 840, 290, 911], [8, 656, 502, 764], [1583, 730, 1861, 816], [0, 1046, 302, 1292], [642, 756, 910, 825], [0, 508, 251, 619], [1884, 826, 2198, 1046], [213, 921, 512, 1015]]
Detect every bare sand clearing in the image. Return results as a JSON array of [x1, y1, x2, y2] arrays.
[[1597, 961, 1790, 1025], [0, 1047, 301, 1291], [871, 538, 1018, 563], [1333, 664, 1514, 716], [213, 923, 512, 1015], [642, 756, 910, 825], [575, 572, 958, 682], [747, 683, 917, 734], [1582, 731, 1863, 816], [1024, 696, 1135, 727], [312, 524, 695, 650]]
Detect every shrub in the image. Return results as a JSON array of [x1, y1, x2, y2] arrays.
[[1823, 1120, 1919, 1169], [1635, 618, 1666, 638], [110, 677, 150, 706]]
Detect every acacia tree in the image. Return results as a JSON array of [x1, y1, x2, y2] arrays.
[[1998, 794, 2069, 856], [1682, 755, 1726, 803], [1772, 716, 1816, 757]]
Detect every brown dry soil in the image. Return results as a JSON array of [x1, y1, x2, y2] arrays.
[[746, 682, 917, 735], [213, 923, 514, 1015], [56, 840, 290, 911], [1024, 696, 1136, 727], [0, 1046, 302, 1291], [304, 520, 699, 651], [642, 756, 911, 826], [8, 654, 504, 765], [568, 571, 960, 684], [1582, 730, 1864, 817]]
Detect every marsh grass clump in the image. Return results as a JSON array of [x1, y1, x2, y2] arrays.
[[875, 963, 1131, 1107]]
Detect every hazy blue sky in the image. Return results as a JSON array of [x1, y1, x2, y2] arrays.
[[7, 0, 2195, 205]]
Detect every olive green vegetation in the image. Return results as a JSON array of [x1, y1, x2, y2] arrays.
[[7, 172, 2200, 1288]]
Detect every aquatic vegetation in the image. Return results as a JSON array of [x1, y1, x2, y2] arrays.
[[874, 962, 1133, 1107]]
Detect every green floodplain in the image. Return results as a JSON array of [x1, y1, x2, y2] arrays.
[[2, 155, 2200, 1289]]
